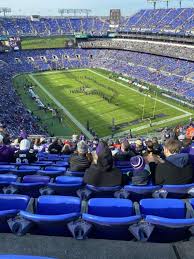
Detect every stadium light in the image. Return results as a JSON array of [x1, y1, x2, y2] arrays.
[[58, 9, 65, 16], [163, 0, 172, 9], [147, 0, 157, 9], [0, 7, 11, 16]]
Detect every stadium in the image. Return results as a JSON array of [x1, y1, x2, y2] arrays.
[[0, 0, 194, 258]]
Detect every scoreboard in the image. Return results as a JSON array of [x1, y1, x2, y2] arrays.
[[110, 9, 121, 25]]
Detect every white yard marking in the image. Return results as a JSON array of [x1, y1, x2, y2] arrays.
[[29, 74, 93, 139], [86, 69, 192, 138], [30, 69, 192, 139]]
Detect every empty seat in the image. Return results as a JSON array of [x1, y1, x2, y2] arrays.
[[11, 165, 41, 177], [0, 175, 17, 188], [31, 161, 53, 167], [78, 185, 121, 200], [12, 195, 81, 236], [136, 199, 194, 242], [0, 194, 30, 232], [153, 184, 194, 199], [40, 176, 83, 196], [120, 185, 161, 201], [55, 161, 69, 167], [0, 165, 16, 173], [0, 256, 57, 259], [38, 169, 64, 178], [19, 166, 41, 171], [45, 166, 66, 172], [77, 198, 141, 240], [66, 171, 85, 177], [5, 176, 50, 198]]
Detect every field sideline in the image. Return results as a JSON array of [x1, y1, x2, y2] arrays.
[[20, 68, 192, 138]]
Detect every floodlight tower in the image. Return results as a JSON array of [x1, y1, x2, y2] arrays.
[[147, 0, 157, 9], [0, 7, 11, 16], [163, 0, 171, 9], [58, 9, 65, 16]]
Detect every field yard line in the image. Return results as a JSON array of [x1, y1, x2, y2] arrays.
[[87, 69, 191, 115], [34, 69, 87, 76], [86, 69, 192, 138], [112, 113, 191, 138], [29, 74, 93, 139]]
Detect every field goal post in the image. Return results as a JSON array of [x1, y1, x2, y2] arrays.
[[140, 91, 158, 122]]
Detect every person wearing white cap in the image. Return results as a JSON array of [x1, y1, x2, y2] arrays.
[[14, 139, 37, 164]]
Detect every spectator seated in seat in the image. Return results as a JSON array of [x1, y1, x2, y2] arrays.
[[0, 135, 15, 163], [14, 139, 37, 164], [84, 141, 124, 187], [155, 139, 193, 185], [127, 155, 151, 185], [69, 140, 91, 172], [114, 139, 135, 162]]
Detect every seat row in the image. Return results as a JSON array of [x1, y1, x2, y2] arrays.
[[0, 174, 194, 201], [0, 256, 56, 259], [1, 194, 194, 242]]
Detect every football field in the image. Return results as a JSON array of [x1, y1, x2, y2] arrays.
[[20, 68, 192, 138]]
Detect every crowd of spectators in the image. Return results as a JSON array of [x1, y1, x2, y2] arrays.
[[0, 122, 194, 187], [80, 39, 194, 61], [0, 8, 193, 37], [0, 47, 194, 136]]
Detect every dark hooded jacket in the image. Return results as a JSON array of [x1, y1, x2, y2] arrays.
[[84, 146, 123, 187], [0, 145, 15, 162], [155, 153, 193, 185]]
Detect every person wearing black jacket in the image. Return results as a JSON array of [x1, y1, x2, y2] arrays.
[[114, 139, 135, 161], [69, 140, 91, 172], [48, 139, 62, 154], [155, 139, 193, 185], [84, 141, 124, 187]]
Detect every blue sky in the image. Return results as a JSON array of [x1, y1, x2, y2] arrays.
[[1, 0, 194, 16]]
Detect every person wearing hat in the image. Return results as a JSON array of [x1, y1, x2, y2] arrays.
[[69, 140, 91, 172], [128, 156, 151, 185], [84, 141, 123, 187], [0, 135, 15, 163]]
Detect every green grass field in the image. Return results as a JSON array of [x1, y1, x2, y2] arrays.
[[13, 68, 193, 138], [21, 36, 75, 50]]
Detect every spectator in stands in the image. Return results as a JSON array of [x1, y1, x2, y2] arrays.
[[62, 144, 72, 155], [127, 155, 150, 185], [144, 140, 164, 181], [33, 137, 47, 152], [14, 139, 37, 164], [155, 139, 193, 185], [132, 139, 145, 155], [48, 139, 62, 154], [114, 139, 135, 161], [0, 135, 15, 162], [69, 140, 91, 172], [84, 141, 123, 187]]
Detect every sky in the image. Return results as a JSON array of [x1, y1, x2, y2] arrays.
[[0, 0, 194, 16]]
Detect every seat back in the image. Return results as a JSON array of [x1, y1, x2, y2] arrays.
[[0, 194, 30, 211], [140, 198, 186, 219], [55, 176, 83, 184], [23, 175, 50, 184], [36, 195, 81, 215], [45, 166, 66, 172], [0, 175, 17, 183], [19, 165, 40, 171], [88, 198, 134, 217]]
